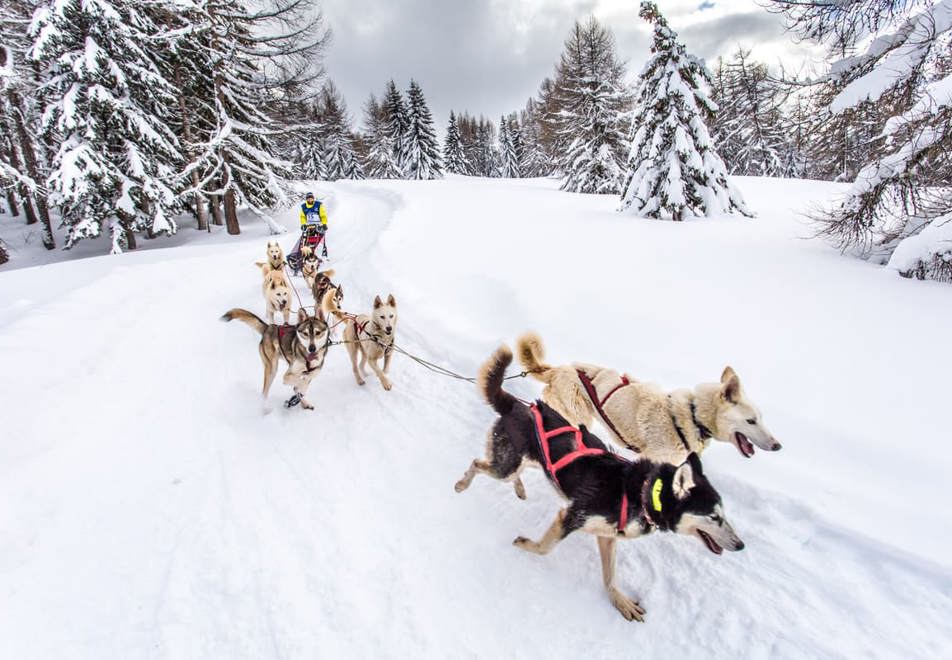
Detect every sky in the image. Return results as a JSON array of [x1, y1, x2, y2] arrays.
[[318, 0, 823, 130]]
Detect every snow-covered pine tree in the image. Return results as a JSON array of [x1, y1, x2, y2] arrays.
[[620, 1, 750, 221], [317, 81, 363, 180], [499, 116, 521, 178], [362, 94, 402, 179], [443, 111, 471, 175], [553, 17, 631, 194], [770, 0, 952, 281], [29, 0, 183, 252], [0, 6, 55, 248], [383, 80, 410, 176], [710, 48, 794, 177], [401, 80, 442, 180]]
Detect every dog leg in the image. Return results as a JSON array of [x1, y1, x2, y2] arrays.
[[367, 356, 392, 391], [358, 349, 368, 378], [297, 377, 315, 410], [454, 459, 492, 492], [347, 342, 365, 386], [383, 349, 393, 374], [513, 508, 571, 555], [512, 476, 527, 500], [597, 536, 645, 622]]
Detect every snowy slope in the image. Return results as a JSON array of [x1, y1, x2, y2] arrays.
[[1, 176, 950, 659]]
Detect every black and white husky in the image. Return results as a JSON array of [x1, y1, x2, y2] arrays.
[[455, 345, 745, 622]]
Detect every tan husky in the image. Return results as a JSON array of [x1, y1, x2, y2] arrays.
[[256, 239, 286, 273], [221, 307, 330, 411], [323, 290, 397, 391], [259, 269, 292, 325], [516, 333, 781, 464]]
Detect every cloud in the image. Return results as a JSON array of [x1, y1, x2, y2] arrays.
[[318, 0, 817, 131]]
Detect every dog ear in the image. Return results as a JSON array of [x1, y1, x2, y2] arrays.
[[297, 308, 308, 323], [270, 280, 277, 290], [672, 461, 696, 499], [686, 451, 703, 476], [374, 295, 383, 309], [720, 367, 741, 404], [387, 294, 396, 307]]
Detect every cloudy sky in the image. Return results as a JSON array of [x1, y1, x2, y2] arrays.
[[319, 0, 822, 129]]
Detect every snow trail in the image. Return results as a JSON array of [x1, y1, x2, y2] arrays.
[[1, 177, 950, 658]]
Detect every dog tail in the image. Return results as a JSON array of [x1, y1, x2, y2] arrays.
[[220, 308, 267, 335], [322, 288, 345, 319], [479, 345, 517, 415], [318, 268, 335, 278], [516, 332, 553, 384]]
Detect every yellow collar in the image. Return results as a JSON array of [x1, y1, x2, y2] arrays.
[[651, 477, 663, 512]]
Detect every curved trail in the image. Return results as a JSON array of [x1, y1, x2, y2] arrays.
[[0, 178, 949, 658]]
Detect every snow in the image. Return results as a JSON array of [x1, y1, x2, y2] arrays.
[[1, 176, 951, 658]]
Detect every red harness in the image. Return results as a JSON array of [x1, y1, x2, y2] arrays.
[[576, 370, 632, 449], [530, 404, 629, 533]]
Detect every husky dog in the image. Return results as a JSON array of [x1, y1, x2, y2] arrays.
[[516, 333, 781, 465], [220, 307, 330, 411], [256, 239, 286, 273], [323, 290, 397, 391], [455, 345, 744, 622], [260, 269, 293, 325], [301, 249, 321, 287], [310, 268, 343, 310]]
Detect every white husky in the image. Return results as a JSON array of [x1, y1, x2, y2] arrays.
[[516, 332, 781, 464], [323, 291, 398, 391]]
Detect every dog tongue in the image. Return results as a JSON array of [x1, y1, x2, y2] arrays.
[[735, 432, 755, 458]]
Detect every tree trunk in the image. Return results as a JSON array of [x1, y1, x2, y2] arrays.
[[8, 92, 54, 248], [0, 239, 8, 265], [5, 141, 38, 225], [210, 194, 224, 226], [5, 191, 19, 217], [125, 226, 137, 250], [174, 64, 208, 232], [224, 187, 240, 235]]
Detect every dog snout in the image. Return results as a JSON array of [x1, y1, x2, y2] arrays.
[[385, 326, 392, 334], [308, 344, 316, 353], [770, 437, 782, 451], [734, 539, 745, 551]]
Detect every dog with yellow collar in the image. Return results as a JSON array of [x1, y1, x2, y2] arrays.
[[455, 344, 745, 622]]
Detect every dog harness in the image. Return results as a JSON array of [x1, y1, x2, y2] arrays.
[[668, 397, 713, 453], [576, 370, 632, 449], [530, 404, 630, 534]]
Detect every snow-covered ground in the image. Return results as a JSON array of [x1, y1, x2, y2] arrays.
[[1, 176, 950, 659]]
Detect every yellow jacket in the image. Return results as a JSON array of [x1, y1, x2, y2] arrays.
[[300, 200, 328, 227]]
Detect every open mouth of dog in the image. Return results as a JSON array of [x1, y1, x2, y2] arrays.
[[697, 530, 723, 555], [734, 431, 755, 458]]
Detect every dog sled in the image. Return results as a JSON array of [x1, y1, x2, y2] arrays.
[[287, 224, 327, 275]]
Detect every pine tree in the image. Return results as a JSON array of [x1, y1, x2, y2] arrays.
[[499, 116, 521, 178], [29, 0, 182, 252], [553, 17, 631, 194], [318, 81, 363, 180], [443, 111, 471, 175], [0, 3, 55, 249], [710, 48, 794, 177], [518, 98, 550, 177], [401, 80, 442, 180], [620, 2, 750, 221], [770, 0, 952, 281], [383, 80, 409, 176], [362, 94, 401, 178]]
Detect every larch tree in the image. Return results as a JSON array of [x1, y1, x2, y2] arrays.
[[553, 17, 631, 194], [620, 1, 751, 221], [770, 0, 952, 281]]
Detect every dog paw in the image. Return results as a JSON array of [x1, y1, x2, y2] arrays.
[[454, 479, 469, 493], [301, 401, 314, 410], [512, 536, 532, 550], [382, 381, 392, 391], [610, 590, 646, 622], [514, 481, 527, 500], [357, 378, 366, 386]]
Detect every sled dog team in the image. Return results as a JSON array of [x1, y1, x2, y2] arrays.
[[224, 239, 782, 623], [223, 239, 398, 410]]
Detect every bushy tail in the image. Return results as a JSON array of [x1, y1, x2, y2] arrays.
[[220, 308, 267, 334], [322, 288, 346, 319], [317, 268, 335, 279], [479, 345, 517, 415], [516, 332, 553, 384]]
